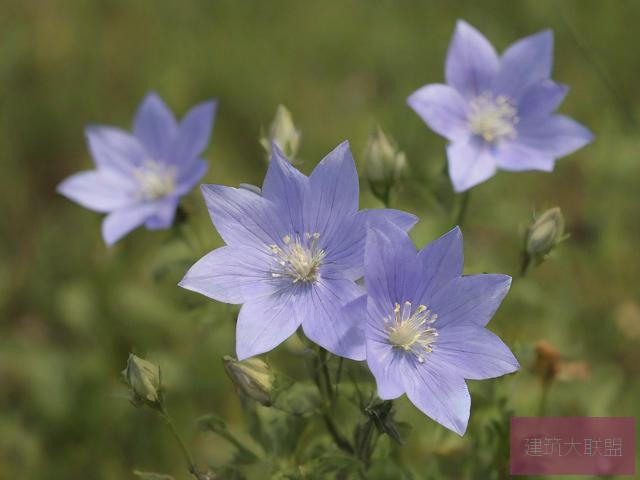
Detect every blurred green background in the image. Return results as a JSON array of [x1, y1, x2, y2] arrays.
[[1, 1, 639, 478]]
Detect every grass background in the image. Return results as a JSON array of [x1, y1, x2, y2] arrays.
[[1, 0, 639, 478]]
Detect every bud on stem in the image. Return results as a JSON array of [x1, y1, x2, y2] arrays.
[[260, 105, 301, 163], [122, 354, 163, 408], [223, 356, 275, 407], [363, 126, 406, 206], [522, 207, 568, 275]]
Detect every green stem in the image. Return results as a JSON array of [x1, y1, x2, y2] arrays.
[[520, 252, 532, 277], [159, 407, 205, 480], [455, 190, 471, 227], [538, 381, 551, 417]]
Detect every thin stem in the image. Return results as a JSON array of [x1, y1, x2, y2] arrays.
[[455, 190, 471, 227], [335, 357, 344, 397], [159, 407, 205, 480], [305, 348, 354, 454], [520, 252, 532, 277]]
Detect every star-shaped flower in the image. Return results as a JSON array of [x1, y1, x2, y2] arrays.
[[58, 92, 217, 245], [343, 223, 519, 435], [408, 20, 593, 192], [179, 142, 417, 360]]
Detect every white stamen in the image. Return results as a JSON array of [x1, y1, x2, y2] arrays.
[[269, 233, 325, 283], [385, 301, 438, 363], [133, 161, 176, 201], [467, 92, 518, 143]]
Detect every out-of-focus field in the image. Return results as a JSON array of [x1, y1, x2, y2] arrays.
[[1, 1, 639, 479]]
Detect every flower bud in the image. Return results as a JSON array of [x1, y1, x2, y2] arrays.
[[363, 126, 406, 203], [122, 354, 162, 407], [223, 356, 274, 407], [525, 207, 567, 262], [260, 105, 301, 162]]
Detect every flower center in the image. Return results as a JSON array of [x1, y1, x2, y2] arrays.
[[270, 233, 325, 284], [385, 301, 438, 363], [467, 92, 518, 143], [133, 161, 176, 201]]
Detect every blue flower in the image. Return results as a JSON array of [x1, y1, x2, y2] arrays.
[[179, 142, 417, 360], [58, 92, 217, 245], [343, 224, 519, 435], [408, 20, 593, 192]]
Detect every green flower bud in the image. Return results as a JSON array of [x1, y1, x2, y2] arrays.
[[526, 207, 567, 260], [260, 105, 301, 162], [122, 354, 162, 407], [363, 126, 406, 204], [223, 356, 274, 407]]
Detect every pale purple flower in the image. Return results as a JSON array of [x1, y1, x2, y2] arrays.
[[58, 92, 217, 245], [179, 142, 417, 361], [408, 20, 594, 192], [343, 224, 519, 435]]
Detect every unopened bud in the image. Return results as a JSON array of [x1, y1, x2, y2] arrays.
[[526, 207, 567, 262], [363, 126, 406, 203], [533, 340, 561, 384], [122, 354, 162, 407], [223, 356, 274, 407], [260, 105, 301, 162]]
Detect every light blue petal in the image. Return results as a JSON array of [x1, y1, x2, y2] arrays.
[[236, 289, 303, 360], [101, 203, 157, 246], [133, 92, 178, 159], [414, 227, 464, 303], [366, 337, 407, 400], [517, 80, 568, 120], [175, 159, 208, 195], [85, 126, 147, 175], [446, 140, 497, 192], [179, 245, 276, 304], [402, 358, 470, 436], [144, 197, 179, 230], [494, 30, 554, 99], [408, 84, 471, 142], [262, 143, 309, 234], [495, 142, 555, 172], [445, 20, 500, 99], [57, 170, 135, 213], [169, 100, 217, 166], [304, 141, 359, 240], [364, 225, 418, 316], [516, 115, 594, 158], [434, 321, 520, 380], [301, 278, 365, 360], [200, 184, 287, 249], [428, 274, 512, 328]]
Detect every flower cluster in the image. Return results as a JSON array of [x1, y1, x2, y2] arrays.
[[58, 20, 594, 436]]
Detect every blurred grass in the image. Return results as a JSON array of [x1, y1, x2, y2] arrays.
[[1, 0, 639, 478]]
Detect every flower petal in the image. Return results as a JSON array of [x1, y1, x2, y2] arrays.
[[445, 20, 500, 99], [366, 338, 407, 400], [201, 184, 287, 249], [407, 84, 470, 142], [434, 322, 520, 380], [517, 80, 568, 121], [364, 224, 419, 316], [133, 92, 178, 159], [179, 245, 275, 304], [323, 208, 418, 281], [144, 197, 179, 230], [494, 30, 554, 99], [495, 142, 555, 172], [175, 159, 208, 195], [305, 141, 359, 239], [301, 278, 365, 360], [429, 274, 512, 328], [101, 203, 157, 246], [262, 143, 309, 234], [236, 290, 303, 360], [446, 140, 497, 192], [85, 126, 148, 175], [403, 358, 470, 436], [57, 170, 135, 212], [516, 115, 594, 158], [414, 227, 464, 303], [169, 99, 217, 166]]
